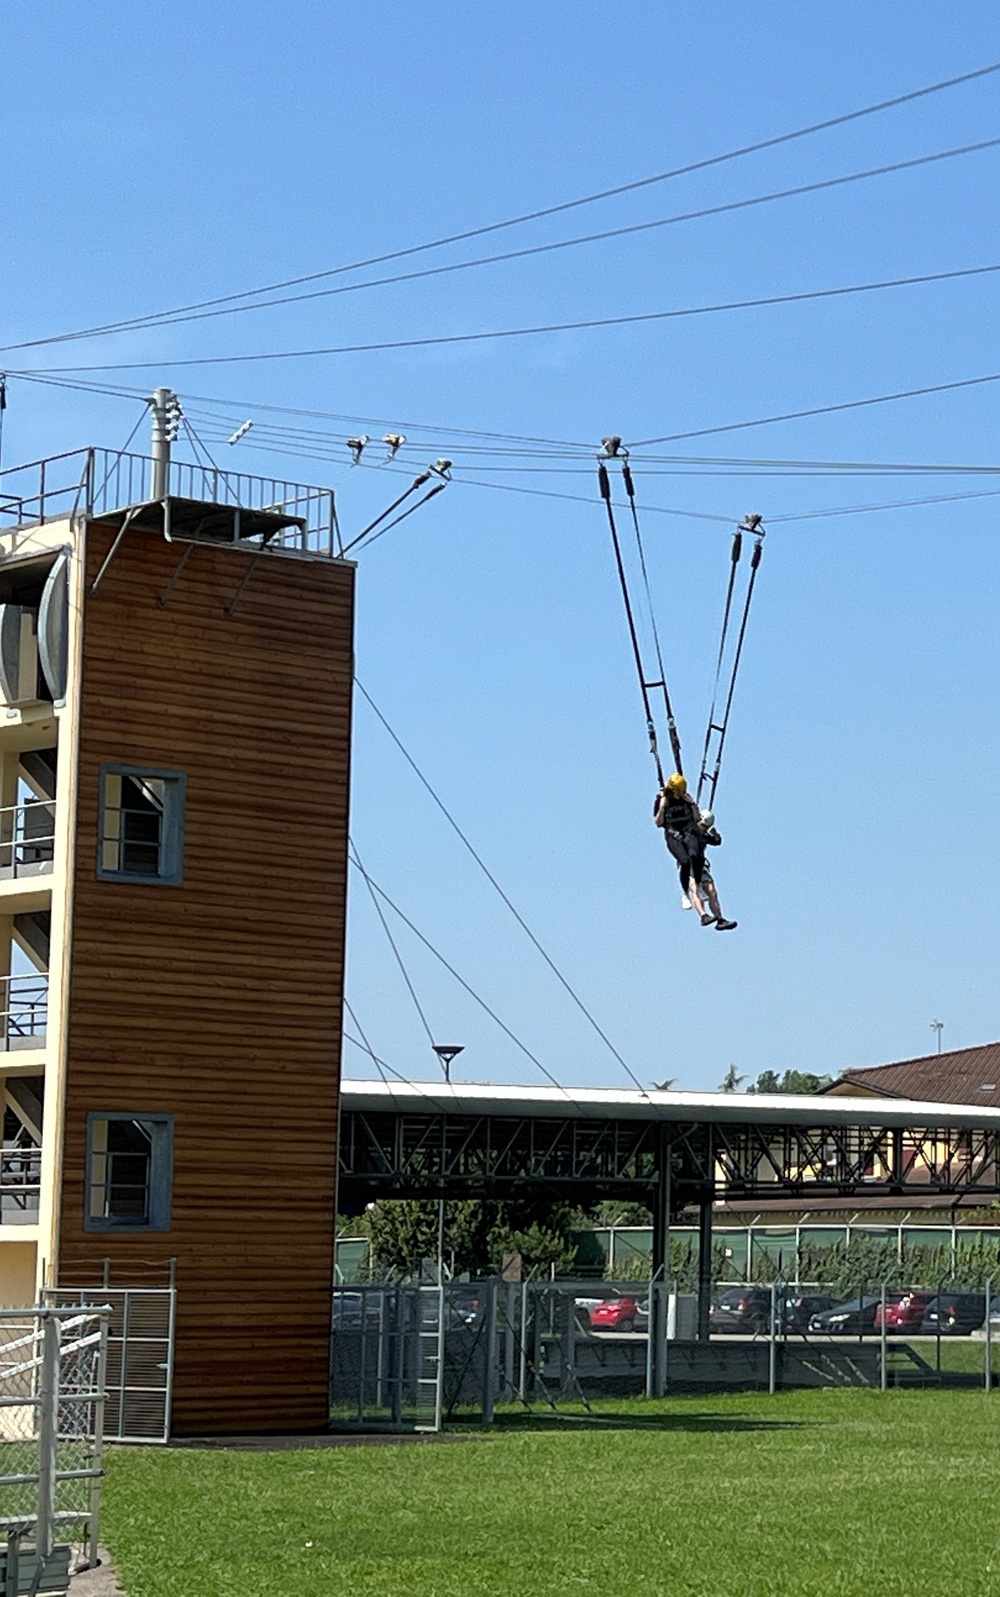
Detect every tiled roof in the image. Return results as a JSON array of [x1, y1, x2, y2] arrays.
[[827, 1041, 1000, 1108]]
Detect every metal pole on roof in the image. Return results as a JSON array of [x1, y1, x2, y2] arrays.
[[150, 387, 179, 501]]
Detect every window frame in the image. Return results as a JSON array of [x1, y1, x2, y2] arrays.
[[97, 764, 186, 886], [84, 1111, 174, 1233]]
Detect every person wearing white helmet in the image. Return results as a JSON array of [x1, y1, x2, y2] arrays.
[[693, 808, 736, 931]]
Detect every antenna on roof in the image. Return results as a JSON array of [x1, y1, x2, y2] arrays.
[[930, 1019, 944, 1054]]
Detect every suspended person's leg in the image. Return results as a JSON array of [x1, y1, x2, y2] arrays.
[[702, 871, 737, 931], [667, 833, 706, 918]]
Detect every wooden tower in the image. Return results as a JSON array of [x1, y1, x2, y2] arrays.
[[0, 413, 352, 1434]]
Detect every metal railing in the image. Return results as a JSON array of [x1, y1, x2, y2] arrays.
[[0, 1145, 40, 1224], [0, 448, 339, 557], [0, 974, 47, 1050], [0, 802, 55, 881]]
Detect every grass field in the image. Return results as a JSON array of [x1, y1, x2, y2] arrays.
[[102, 1390, 1000, 1597]]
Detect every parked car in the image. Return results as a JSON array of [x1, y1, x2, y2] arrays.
[[873, 1290, 936, 1332], [781, 1294, 840, 1332], [807, 1296, 882, 1335], [710, 1287, 773, 1333], [332, 1292, 384, 1328], [920, 1294, 988, 1335], [449, 1294, 481, 1327], [588, 1295, 648, 1333]]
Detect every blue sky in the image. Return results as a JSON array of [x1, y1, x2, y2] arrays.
[[4, 5, 1000, 1092]]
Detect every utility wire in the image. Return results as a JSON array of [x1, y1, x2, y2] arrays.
[[6, 138, 998, 348], [5, 57, 998, 353], [354, 678, 648, 1096], [632, 372, 1000, 445], [14, 366, 1000, 462], [349, 839, 437, 1047], [346, 853, 569, 1095], [31, 261, 1000, 373]]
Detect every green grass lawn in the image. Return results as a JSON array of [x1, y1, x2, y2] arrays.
[[102, 1390, 1000, 1597]]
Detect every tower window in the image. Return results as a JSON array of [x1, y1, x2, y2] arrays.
[[98, 766, 185, 885], [85, 1113, 173, 1231]]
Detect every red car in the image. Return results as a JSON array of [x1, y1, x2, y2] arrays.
[[873, 1290, 936, 1331], [588, 1295, 646, 1333]]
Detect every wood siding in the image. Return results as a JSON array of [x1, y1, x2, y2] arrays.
[[57, 524, 353, 1433]]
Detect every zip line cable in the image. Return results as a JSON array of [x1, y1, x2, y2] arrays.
[[7, 136, 998, 350], [6, 58, 998, 354], [345, 853, 571, 1096], [353, 678, 648, 1096], [11, 366, 1000, 463], [349, 840, 437, 1049], [31, 261, 1000, 373]]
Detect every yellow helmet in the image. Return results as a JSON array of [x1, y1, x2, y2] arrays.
[[665, 772, 687, 795]]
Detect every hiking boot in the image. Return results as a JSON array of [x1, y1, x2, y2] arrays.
[[700, 913, 716, 926], [714, 918, 738, 931]]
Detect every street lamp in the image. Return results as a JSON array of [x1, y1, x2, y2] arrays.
[[930, 1020, 944, 1054], [431, 1046, 464, 1291], [433, 1044, 464, 1084]]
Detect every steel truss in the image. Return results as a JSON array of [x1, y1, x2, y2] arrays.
[[339, 1109, 1000, 1206]]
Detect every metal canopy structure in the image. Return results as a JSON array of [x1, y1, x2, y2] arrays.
[[338, 1080, 1000, 1210], [339, 1080, 1000, 1352]]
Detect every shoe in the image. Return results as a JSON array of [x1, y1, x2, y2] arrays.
[[700, 913, 716, 926], [714, 918, 738, 931], [680, 894, 692, 911]]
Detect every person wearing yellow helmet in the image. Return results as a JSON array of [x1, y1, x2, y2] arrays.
[[653, 776, 737, 931]]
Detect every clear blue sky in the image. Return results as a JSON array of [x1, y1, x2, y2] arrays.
[[4, 6, 1000, 1092]]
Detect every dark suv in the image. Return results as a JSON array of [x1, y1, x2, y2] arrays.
[[920, 1294, 988, 1335], [710, 1287, 773, 1333]]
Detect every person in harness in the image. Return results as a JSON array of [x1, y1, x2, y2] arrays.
[[654, 774, 737, 931]]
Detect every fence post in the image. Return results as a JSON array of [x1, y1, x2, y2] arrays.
[[986, 1277, 993, 1394], [87, 1311, 110, 1571], [36, 1314, 60, 1560], [880, 1281, 888, 1391], [768, 1280, 777, 1396], [483, 1279, 498, 1428], [518, 1284, 528, 1404]]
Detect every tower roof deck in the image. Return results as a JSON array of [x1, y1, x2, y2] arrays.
[[0, 446, 340, 559]]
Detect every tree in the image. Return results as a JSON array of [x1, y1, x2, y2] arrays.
[[719, 1064, 746, 1093], [361, 1196, 578, 1278], [747, 1068, 834, 1095]]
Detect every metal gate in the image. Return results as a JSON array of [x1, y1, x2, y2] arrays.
[[46, 1289, 174, 1443], [0, 1305, 109, 1579]]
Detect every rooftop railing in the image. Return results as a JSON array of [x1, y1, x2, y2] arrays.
[[0, 447, 339, 558]]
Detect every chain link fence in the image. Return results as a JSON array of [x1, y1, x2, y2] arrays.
[[0, 1307, 110, 1587], [332, 1271, 1000, 1428]]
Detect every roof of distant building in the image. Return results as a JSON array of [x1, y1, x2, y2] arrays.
[[826, 1041, 1000, 1107]]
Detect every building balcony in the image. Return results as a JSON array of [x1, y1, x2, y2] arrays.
[[0, 1143, 40, 1225], [0, 800, 55, 881], [0, 974, 47, 1052]]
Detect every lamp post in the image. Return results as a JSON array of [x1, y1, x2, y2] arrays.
[[431, 1046, 464, 1287], [432, 1044, 464, 1084], [930, 1020, 944, 1055]]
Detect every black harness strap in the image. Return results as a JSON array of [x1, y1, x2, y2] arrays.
[[700, 517, 765, 810], [696, 525, 742, 805], [621, 460, 683, 776], [599, 461, 668, 786]]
